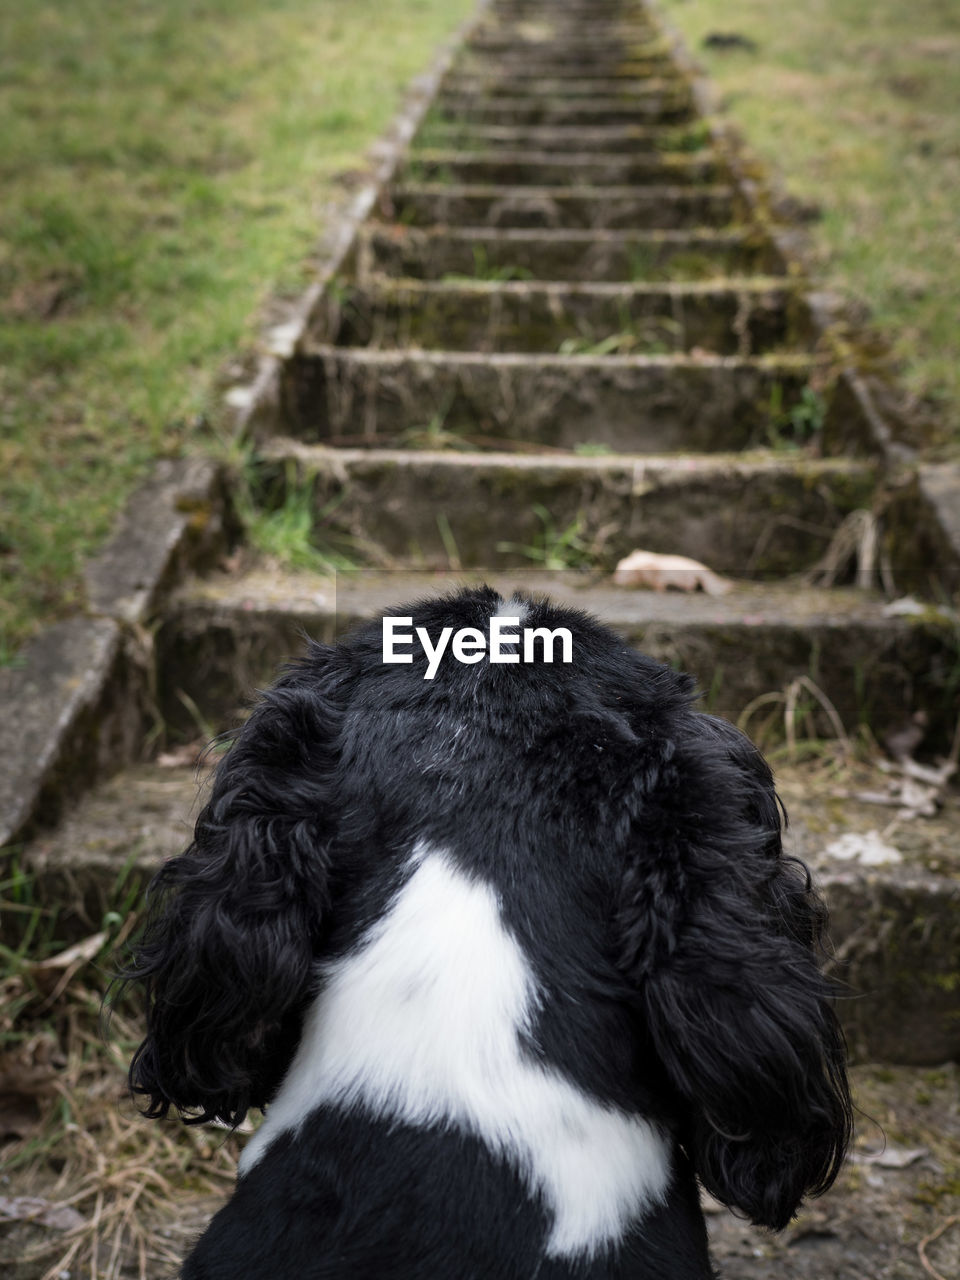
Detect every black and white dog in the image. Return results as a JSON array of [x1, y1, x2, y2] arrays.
[[125, 586, 851, 1279]]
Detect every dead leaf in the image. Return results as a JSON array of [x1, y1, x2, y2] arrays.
[[0, 1194, 85, 1232], [852, 1144, 928, 1169], [32, 933, 106, 975], [613, 550, 733, 595], [824, 831, 903, 866], [156, 740, 208, 769], [0, 1033, 63, 1140]]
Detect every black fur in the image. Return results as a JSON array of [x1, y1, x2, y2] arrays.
[[120, 586, 851, 1278]]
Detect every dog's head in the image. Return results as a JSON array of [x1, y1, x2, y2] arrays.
[[122, 584, 850, 1227]]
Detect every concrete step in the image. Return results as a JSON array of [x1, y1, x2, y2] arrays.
[[488, 0, 652, 12], [444, 74, 689, 100], [400, 148, 728, 188], [413, 121, 710, 153], [456, 54, 676, 80], [23, 614, 959, 1066], [312, 277, 808, 357], [385, 182, 740, 230], [465, 36, 663, 61], [432, 93, 694, 127], [450, 73, 686, 98], [355, 225, 784, 282], [253, 440, 876, 577], [280, 346, 816, 453]]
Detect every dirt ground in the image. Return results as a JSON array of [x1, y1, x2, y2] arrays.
[[708, 1064, 960, 1279], [1, 1063, 957, 1279]]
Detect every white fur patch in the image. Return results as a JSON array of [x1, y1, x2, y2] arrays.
[[492, 593, 530, 622], [238, 848, 670, 1257]]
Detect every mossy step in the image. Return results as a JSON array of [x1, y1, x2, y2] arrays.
[[490, 0, 652, 12], [456, 55, 676, 80], [281, 346, 815, 454], [312, 277, 808, 358], [445, 75, 689, 100], [255, 440, 876, 578], [450, 74, 680, 97], [466, 37, 663, 60], [433, 94, 694, 127], [413, 122, 710, 153], [401, 149, 727, 187], [356, 225, 783, 282], [387, 182, 741, 230], [25, 634, 959, 1066]]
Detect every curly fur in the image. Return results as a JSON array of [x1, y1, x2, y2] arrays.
[[119, 585, 851, 1279]]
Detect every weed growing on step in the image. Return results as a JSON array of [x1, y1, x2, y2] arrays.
[[766, 383, 825, 450], [738, 673, 851, 757], [398, 408, 472, 452], [233, 458, 357, 574], [404, 160, 457, 186], [497, 504, 595, 572], [653, 121, 712, 152], [559, 329, 675, 356], [440, 245, 534, 285]]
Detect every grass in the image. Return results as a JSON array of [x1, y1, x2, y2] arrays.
[[765, 384, 826, 450], [496, 504, 596, 571], [0, 875, 243, 1279], [656, 0, 960, 442], [233, 456, 358, 574], [0, 0, 474, 660]]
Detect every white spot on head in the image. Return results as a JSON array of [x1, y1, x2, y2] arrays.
[[491, 593, 530, 623], [238, 848, 670, 1257]]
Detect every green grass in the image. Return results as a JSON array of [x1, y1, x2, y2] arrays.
[[496, 504, 595, 571], [657, 0, 960, 439], [0, 0, 473, 658]]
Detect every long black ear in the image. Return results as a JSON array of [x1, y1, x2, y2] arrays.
[[120, 641, 351, 1127], [617, 712, 852, 1231]]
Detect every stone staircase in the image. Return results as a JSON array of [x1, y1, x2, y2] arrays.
[[8, 0, 960, 1274]]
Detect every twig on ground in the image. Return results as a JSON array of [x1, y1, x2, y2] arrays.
[[918, 1213, 959, 1280]]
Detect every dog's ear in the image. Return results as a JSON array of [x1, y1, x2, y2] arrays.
[[121, 641, 351, 1127], [616, 713, 851, 1230]]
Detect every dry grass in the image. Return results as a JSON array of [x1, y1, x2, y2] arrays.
[[0, 925, 244, 1279]]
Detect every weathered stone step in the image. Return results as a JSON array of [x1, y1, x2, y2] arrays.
[[356, 225, 782, 282], [401, 148, 727, 188], [281, 346, 816, 453], [490, 0, 650, 12], [255, 441, 876, 577], [487, 7, 651, 23], [456, 54, 674, 80], [414, 122, 709, 153], [433, 93, 694, 127], [386, 182, 740, 230], [312, 278, 808, 357], [488, 1, 655, 16], [466, 36, 662, 60], [446, 75, 688, 100], [24, 588, 958, 1066]]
